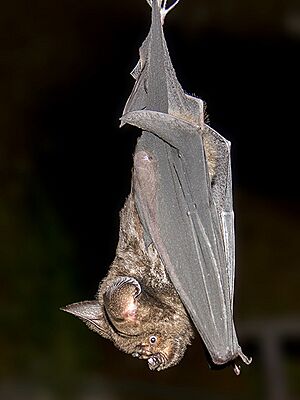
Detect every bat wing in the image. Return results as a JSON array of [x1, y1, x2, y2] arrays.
[[203, 123, 236, 307], [121, 0, 250, 372]]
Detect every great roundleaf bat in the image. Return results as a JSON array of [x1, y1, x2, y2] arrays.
[[62, 0, 252, 374]]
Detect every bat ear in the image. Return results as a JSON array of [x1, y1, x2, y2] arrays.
[[60, 301, 110, 338]]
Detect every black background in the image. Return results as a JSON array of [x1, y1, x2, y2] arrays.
[[1, 1, 299, 399]]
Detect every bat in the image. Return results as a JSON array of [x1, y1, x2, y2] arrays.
[[61, 0, 252, 375]]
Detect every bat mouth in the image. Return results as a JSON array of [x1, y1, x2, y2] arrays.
[[132, 350, 151, 359]]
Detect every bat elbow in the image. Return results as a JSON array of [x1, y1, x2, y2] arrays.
[[211, 348, 233, 365]]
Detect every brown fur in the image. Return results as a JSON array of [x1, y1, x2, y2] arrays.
[[96, 192, 194, 370]]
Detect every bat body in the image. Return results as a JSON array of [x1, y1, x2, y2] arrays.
[[62, 0, 251, 374], [63, 192, 194, 370]]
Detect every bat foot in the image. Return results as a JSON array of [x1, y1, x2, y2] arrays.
[[146, 0, 180, 24], [160, 0, 180, 23]]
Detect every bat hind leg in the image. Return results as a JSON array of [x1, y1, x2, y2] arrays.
[[146, 0, 180, 24], [161, 1, 180, 13]]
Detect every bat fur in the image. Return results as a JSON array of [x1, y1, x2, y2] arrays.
[[63, 189, 194, 371]]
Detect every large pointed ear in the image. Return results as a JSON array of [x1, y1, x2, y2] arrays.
[[60, 301, 110, 339]]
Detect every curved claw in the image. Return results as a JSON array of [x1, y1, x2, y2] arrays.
[[233, 351, 252, 375], [240, 353, 252, 365], [233, 363, 241, 376], [161, 0, 180, 22]]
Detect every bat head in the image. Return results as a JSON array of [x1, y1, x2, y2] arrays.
[[61, 275, 194, 371], [102, 275, 194, 370]]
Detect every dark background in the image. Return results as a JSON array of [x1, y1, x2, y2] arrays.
[[1, 0, 299, 399]]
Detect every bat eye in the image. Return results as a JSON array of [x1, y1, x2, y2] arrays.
[[149, 335, 157, 345]]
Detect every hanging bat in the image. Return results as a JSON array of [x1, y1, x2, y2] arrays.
[[61, 0, 252, 375]]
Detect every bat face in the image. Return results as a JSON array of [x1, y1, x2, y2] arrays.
[[102, 275, 194, 371], [62, 0, 251, 374], [130, 330, 189, 371]]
